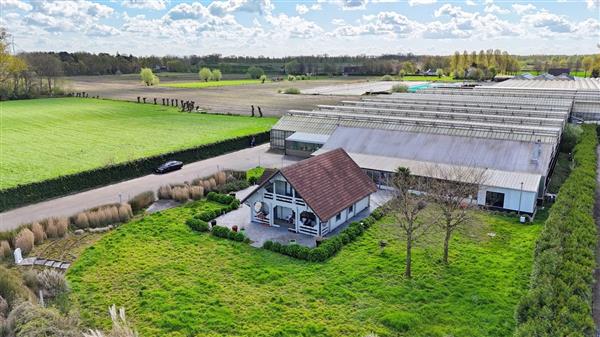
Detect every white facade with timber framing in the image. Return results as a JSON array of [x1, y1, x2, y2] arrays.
[[241, 148, 377, 237]]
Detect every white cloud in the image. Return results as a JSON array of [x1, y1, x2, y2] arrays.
[[521, 11, 574, 33], [331, 18, 346, 25], [208, 0, 274, 17], [122, 0, 168, 10], [408, 0, 436, 6], [266, 13, 324, 38], [296, 4, 309, 14], [465, 0, 476, 5], [325, 0, 369, 11], [296, 3, 321, 14], [512, 3, 535, 15], [87, 23, 121, 36], [587, 0, 599, 9], [484, 3, 510, 14], [0, 0, 32, 11], [332, 11, 421, 37]]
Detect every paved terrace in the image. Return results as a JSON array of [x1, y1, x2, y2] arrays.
[[0, 144, 300, 232]]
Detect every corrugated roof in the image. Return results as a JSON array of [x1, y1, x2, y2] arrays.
[[318, 126, 553, 176], [312, 150, 542, 193]]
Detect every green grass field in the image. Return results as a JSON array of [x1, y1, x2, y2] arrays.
[[0, 98, 276, 189], [161, 79, 268, 88], [68, 200, 542, 337], [400, 75, 461, 82]]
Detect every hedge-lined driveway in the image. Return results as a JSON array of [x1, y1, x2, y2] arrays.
[[0, 144, 298, 232]]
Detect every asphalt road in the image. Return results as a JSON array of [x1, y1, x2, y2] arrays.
[[0, 144, 299, 231]]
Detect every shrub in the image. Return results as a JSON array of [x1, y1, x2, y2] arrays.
[[186, 218, 209, 232], [371, 208, 385, 220], [22, 269, 39, 293], [381, 74, 394, 81], [391, 84, 408, 93], [215, 180, 250, 194], [31, 222, 45, 244], [157, 185, 173, 200], [287, 75, 295, 81], [246, 166, 264, 182], [211, 225, 231, 239], [514, 125, 597, 336], [195, 210, 217, 222], [207, 192, 235, 205], [190, 186, 204, 200], [262, 205, 388, 261], [262, 240, 274, 250], [0, 266, 30, 311], [283, 87, 300, 94], [73, 212, 89, 229], [14, 228, 34, 255], [37, 270, 69, 298], [5, 301, 80, 337], [0, 241, 11, 259], [559, 123, 583, 153], [128, 191, 155, 212]]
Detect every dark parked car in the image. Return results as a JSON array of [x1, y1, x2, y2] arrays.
[[155, 160, 183, 174]]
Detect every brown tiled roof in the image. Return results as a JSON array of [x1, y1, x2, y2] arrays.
[[257, 168, 278, 186], [280, 148, 377, 221]]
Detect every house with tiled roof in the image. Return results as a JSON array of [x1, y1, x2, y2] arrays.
[[241, 148, 377, 237]]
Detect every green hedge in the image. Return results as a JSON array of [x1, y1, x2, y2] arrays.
[[187, 193, 241, 232], [514, 125, 598, 336], [0, 132, 269, 212], [211, 225, 247, 242], [262, 204, 387, 262]]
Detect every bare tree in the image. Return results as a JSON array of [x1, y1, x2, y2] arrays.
[[426, 165, 488, 264], [387, 167, 432, 278]]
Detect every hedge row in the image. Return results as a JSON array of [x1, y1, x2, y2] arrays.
[[0, 132, 269, 212], [186, 193, 241, 229], [211, 225, 248, 242], [263, 205, 387, 262], [514, 125, 598, 336]]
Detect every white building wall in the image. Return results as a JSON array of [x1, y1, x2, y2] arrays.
[[355, 196, 369, 213], [477, 186, 537, 213]]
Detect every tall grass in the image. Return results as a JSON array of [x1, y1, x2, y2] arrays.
[[14, 228, 34, 255], [128, 191, 155, 213]]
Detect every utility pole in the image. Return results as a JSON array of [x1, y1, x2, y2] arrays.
[[518, 181, 523, 216]]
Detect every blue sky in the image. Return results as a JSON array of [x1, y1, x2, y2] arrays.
[[1, 0, 599, 56]]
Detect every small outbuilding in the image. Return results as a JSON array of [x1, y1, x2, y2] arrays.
[[242, 148, 377, 237]]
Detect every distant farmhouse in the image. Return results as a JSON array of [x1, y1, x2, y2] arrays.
[[269, 76, 600, 215], [242, 149, 377, 237]]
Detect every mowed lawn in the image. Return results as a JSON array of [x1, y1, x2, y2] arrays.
[[0, 98, 276, 189], [161, 79, 267, 89], [68, 200, 541, 337]]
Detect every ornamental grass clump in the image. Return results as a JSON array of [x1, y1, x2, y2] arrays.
[[157, 185, 173, 200], [127, 191, 155, 213], [14, 228, 34, 255], [0, 241, 11, 259], [37, 269, 69, 298], [31, 222, 45, 244], [189, 186, 204, 200], [172, 186, 190, 203]]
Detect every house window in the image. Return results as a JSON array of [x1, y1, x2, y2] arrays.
[[336, 213, 341, 221], [348, 205, 353, 213], [485, 191, 505, 208]]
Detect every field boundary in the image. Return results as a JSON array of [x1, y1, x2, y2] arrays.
[[0, 132, 269, 212]]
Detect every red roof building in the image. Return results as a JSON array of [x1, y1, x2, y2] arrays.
[[242, 148, 377, 237]]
